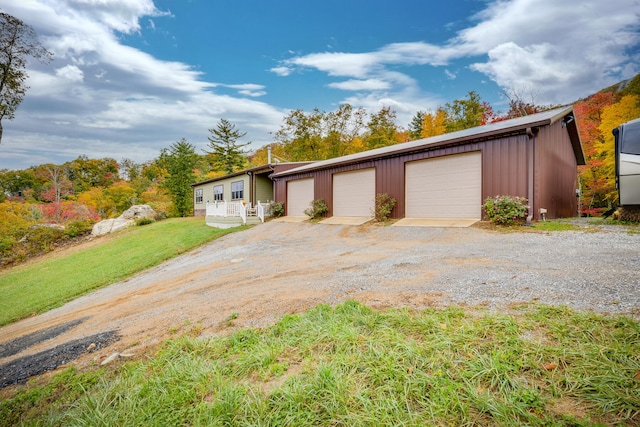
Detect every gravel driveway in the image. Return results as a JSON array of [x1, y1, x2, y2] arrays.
[[1, 220, 639, 388]]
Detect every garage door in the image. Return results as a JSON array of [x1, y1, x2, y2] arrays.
[[406, 151, 482, 219], [333, 168, 375, 217], [287, 178, 314, 216]]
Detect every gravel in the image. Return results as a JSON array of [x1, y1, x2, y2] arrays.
[[0, 219, 638, 390]]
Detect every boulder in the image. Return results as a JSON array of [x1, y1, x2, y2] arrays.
[[91, 218, 133, 236], [120, 204, 156, 220], [91, 205, 157, 236]]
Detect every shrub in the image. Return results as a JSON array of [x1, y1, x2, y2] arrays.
[[268, 201, 285, 218], [304, 199, 328, 220], [373, 193, 396, 222], [65, 219, 95, 237], [483, 195, 529, 225], [135, 217, 155, 226]]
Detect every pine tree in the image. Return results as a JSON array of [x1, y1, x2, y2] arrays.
[[205, 119, 250, 174], [160, 138, 198, 217]]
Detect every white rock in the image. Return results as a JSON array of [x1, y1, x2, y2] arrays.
[[120, 205, 156, 220], [91, 218, 134, 236], [101, 352, 120, 365]]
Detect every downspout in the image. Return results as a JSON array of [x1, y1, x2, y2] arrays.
[[525, 127, 536, 225]]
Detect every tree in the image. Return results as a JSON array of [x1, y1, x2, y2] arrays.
[[574, 92, 618, 214], [420, 109, 447, 138], [0, 12, 52, 143], [442, 91, 488, 132], [160, 138, 198, 217], [363, 106, 399, 150], [408, 111, 426, 140], [274, 108, 325, 161], [596, 95, 640, 205], [41, 165, 73, 223], [499, 88, 542, 120], [205, 119, 250, 174]]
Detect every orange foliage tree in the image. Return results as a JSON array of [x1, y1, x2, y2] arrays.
[[574, 92, 617, 214], [597, 95, 640, 204]]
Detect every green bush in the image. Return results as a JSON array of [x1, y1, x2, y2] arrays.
[[268, 201, 285, 218], [65, 219, 95, 237], [483, 195, 529, 225], [304, 199, 328, 219], [135, 217, 155, 226], [374, 193, 396, 222]]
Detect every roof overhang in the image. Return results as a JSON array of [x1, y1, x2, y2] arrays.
[[272, 106, 585, 178]]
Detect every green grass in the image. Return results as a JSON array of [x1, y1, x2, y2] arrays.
[[530, 219, 578, 231], [3, 301, 638, 426], [0, 218, 239, 326]]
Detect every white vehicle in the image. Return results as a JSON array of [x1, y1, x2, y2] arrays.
[[613, 118, 640, 206]]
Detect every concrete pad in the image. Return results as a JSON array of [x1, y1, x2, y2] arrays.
[[272, 216, 309, 223], [320, 216, 373, 225], [392, 218, 479, 228]]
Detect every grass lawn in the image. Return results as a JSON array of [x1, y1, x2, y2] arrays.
[[1, 301, 638, 426], [0, 218, 238, 326]]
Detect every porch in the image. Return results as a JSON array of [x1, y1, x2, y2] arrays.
[[205, 201, 272, 229]]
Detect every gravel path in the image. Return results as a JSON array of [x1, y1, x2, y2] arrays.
[[1, 219, 638, 389]]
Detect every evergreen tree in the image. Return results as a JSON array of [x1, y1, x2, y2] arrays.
[[159, 138, 198, 217], [205, 119, 250, 174], [408, 111, 425, 140]]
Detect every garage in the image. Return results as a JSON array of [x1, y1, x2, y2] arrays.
[[286, 178, 314, 216], [333, 168, 375, 217], [405, 151, 482, 219]]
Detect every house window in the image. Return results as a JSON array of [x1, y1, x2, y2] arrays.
[[231, 181, 244, 200], [213, 185, 223, 201], [195, 188, 203, 204]]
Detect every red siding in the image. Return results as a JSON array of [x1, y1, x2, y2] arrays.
[[275, 125, 578, 220], [535, 122, 579, 218]]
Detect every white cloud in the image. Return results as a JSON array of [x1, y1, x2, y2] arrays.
[[328, 79, 391, 91], [274, 0, 640, 105], [460, 0, 640, 103], [55, 64, 84, 82], [269, 66, 292, 76], [0, 0, 287, 170]]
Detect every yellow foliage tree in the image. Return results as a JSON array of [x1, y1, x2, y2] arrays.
[[597, 95, 640, 204], [420, 109, 447, 138]]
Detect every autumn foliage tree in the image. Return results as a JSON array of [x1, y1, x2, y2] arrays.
[[574, 92, 617, 214], [596, 95, 640, 205]]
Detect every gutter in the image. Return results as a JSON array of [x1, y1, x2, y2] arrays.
[[526, 127, 537, 225]]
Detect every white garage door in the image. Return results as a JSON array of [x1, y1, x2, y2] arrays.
[[287, 178, 314, 216], [406, 151, 482, 219], [333, 168, 375, 217]]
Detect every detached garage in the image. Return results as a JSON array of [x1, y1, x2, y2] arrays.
[[272, 106, 585, 222]]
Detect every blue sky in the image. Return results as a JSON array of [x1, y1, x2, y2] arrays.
[[0, 0, 639, 171]]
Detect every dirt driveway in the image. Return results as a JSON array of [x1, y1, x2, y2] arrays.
[[1, 220, 639, 387]]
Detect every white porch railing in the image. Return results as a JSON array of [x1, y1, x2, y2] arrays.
[[206, 201, 272, 224]]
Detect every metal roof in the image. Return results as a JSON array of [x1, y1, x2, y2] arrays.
[[190, 162, 310, 187], [273, 106, 584, 177]]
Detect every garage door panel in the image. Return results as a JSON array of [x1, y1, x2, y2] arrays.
[[287, 178, 314, 216], [406, 152, 481, 219], [333, 169, 375, 217]]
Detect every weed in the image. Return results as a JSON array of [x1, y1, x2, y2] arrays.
[[5, 302, 638, 426]]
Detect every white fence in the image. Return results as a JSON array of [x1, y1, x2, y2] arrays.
[[205, 201, 271, 224]]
